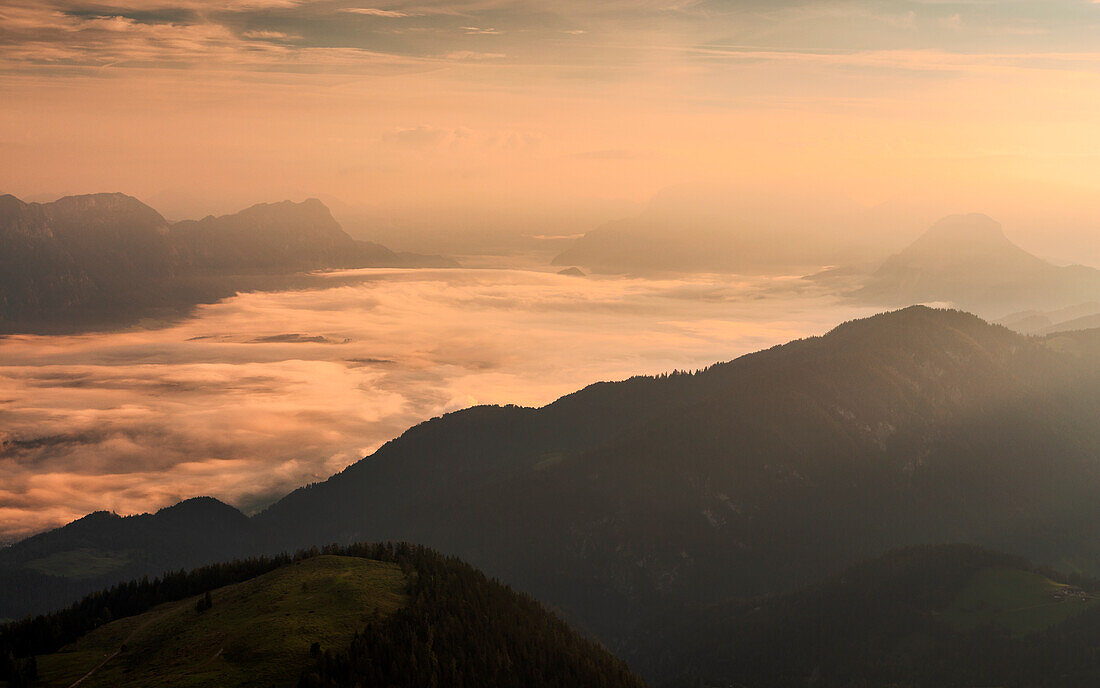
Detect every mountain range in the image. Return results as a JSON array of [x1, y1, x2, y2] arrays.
[[0, 193, 456, 333], [557, 208, 1100, 319], [7, 306, 1100, 677]]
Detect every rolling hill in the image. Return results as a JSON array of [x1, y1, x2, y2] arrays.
[[7, 307, 1100, 664], [0, 545, 644, 688]]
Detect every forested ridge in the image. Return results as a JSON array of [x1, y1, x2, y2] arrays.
[[299, 543, 645, 688]]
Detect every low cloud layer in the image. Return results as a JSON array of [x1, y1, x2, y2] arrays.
[[0, 268, 875, 543]]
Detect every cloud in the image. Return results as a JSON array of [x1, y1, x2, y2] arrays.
[[339, 7, 418, 17], [241, 29, 300, 40], [442, 49, 506, 59], [0, 267, 877, 543], [460, 26, 501, 34], [3, 0, 1100, 80]]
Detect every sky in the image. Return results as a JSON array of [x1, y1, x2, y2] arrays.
[[0, 268, 877, 542], [5, 1, 1100, 260]]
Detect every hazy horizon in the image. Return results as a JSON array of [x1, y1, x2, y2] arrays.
[[5, 0, 1100, 265]]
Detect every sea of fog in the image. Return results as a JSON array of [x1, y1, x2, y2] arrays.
[[0, 267, 880, 542]]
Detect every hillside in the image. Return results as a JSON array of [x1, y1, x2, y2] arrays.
[[634, 545, 1100, 688], [8, 308, 1100, 659], [0, 193, 457, 333], [34, 556, 406, 688], [1, 546, 645, 688]]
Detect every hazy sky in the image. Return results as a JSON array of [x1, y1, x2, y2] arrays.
[[4, 0, 1100, 260]]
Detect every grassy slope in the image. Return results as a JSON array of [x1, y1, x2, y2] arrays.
[[36, 555, 408, 688], [942, 567, 1099, 636]]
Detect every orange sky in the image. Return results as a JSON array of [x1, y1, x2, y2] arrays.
[[4, 0, 1100, 260]]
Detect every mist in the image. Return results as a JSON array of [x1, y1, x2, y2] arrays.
[[0, 267, 876, 542]]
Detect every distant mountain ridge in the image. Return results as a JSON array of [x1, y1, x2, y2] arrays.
[[7, 307, 1100, 666], [0, 193, 457, 332], [855, 214, 1100, 315], [558, 206, 1100, 317], [170, 198, 403, 272]]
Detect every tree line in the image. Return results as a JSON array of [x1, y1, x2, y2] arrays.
[[297, 542, 646, 688]]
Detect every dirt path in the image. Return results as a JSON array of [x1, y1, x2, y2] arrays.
[[67, 650, 119, 688], [192, 646, 224, 671], [66, 613, 159, 688]]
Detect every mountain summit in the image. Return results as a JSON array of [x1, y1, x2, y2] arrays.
[[170, 198, 400, 272], [881, 213, 1046, 274]]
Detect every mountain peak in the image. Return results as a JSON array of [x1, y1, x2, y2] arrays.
[[821, 306, 1018, 355], [900, 213, 1024, 257], [42, 192, 169, 231], [48, 192, 161, 215], [910, 213, 1010, 250], [235, 197, 335, 220], [155, 496, 245, 520], [857, 213, 1076, 313]]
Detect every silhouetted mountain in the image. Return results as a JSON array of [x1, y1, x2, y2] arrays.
[[1, 545, 645, 688], [857, 214, 1100, 316], [171, 198, 417, 272], [0, 193, 177, 323], [0, 194, 457, 333], [635, 544, 1100, 688], [8, 308, 1100, 663]]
